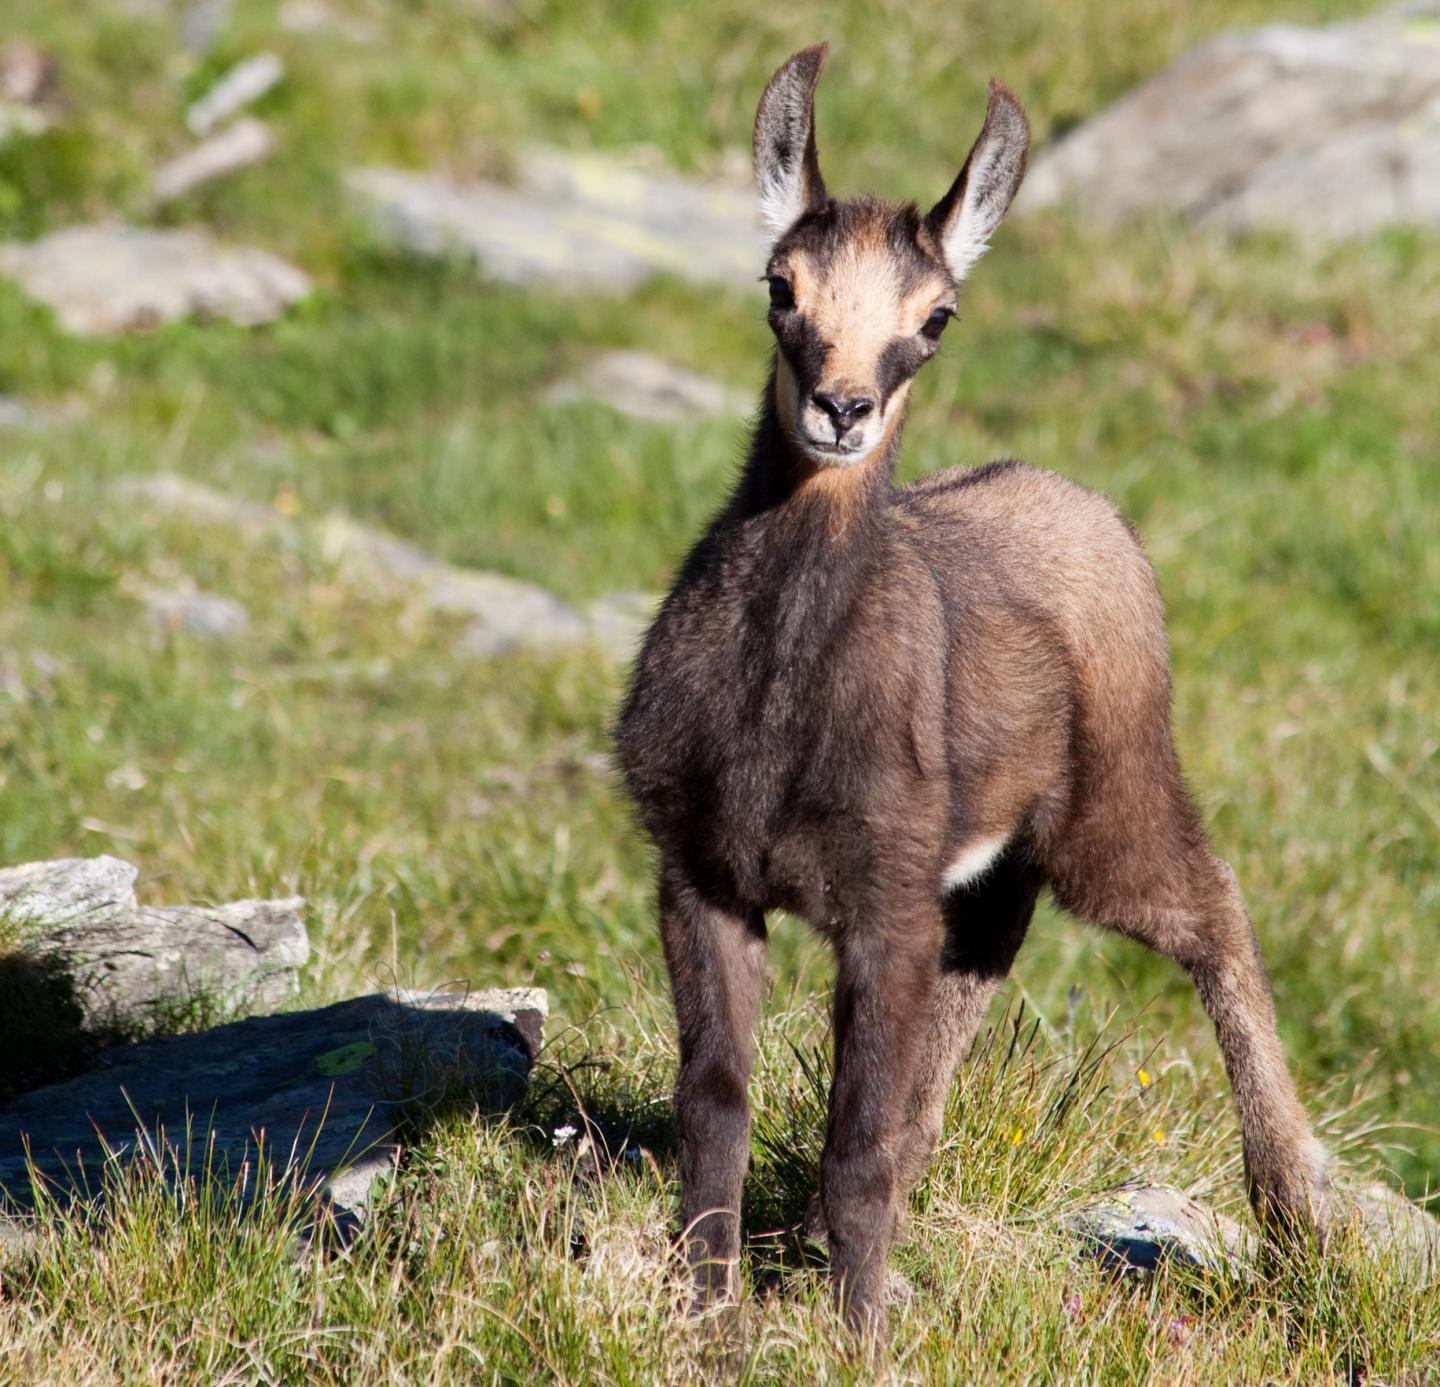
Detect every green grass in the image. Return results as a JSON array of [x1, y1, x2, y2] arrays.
[[1, 0, 1437, 1379]]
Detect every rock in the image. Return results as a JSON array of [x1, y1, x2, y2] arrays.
[[318, 513, 597, 657], [187, 53, 284, 136], [1020, 2, 1440, 236], [152, 118, 274, 204], [545, 350, 747, 423], [0, 855, 140, 930], [1348, 1181, 1440, 1275], [0, 104, 48, 145], [0, 40, 57, 107], [1, 856, 307, 1033], [181, 0, 231, 56], [348, 145, 765, 292], [1068, 1179, 1440, 1278], [443, 582, 592, 657], [0, 649, 64, 704], [0, 987, 546, 1242], [113, 472, 275, 528], [111, 476, 648, 660], [33, 897, 308, 1030], [0, 396, 47, 431], [278, 0, 378, 42], [0, 226, 311, 335], [581, 591, 657, 662], [1066, 1184, 1253, 1273], [141, 586, 251, 639]]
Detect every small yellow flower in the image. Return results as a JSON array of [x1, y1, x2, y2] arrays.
[[1011, 1127, 1024, 1147], [272, 487, 301, 517], [1151, 1128, 1166, 1146], [1138, 1068, 1152, 1087]]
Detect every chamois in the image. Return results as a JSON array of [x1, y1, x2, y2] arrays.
[[615, 44, 1332, 1334]]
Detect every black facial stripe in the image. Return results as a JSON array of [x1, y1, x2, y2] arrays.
[[773, 311, 828, 397], [876, 336, 929, 409]]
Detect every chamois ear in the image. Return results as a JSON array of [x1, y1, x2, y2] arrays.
[[753, 43, 829, 243], [926, 79, 1030, 280]]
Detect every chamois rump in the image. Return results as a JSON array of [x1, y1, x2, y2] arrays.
[[615, 44, 1332, 1333]]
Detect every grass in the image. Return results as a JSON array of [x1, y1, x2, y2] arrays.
[[0, 0, 1437, 1379]]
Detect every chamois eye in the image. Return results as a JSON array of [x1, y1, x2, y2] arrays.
[[921, 307, 953, 342], [767, 276, 795, 311]]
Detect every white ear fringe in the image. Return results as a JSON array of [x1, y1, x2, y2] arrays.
[[940, 143, 1007, 279], [759, 173, 808, 240]]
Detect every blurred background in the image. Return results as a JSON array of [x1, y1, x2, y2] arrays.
[[1, 0, 1436, 1214]]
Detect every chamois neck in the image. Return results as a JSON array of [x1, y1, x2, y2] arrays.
[[732, 363, 901, 522]]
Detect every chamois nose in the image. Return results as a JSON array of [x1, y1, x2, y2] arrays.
[[812, 391, 875, 435]]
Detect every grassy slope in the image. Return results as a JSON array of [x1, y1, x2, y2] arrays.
[[1, 0, 1437, 1379]]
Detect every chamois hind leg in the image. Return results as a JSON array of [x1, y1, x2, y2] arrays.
[[892, 852, 1043, 1204], [1048, 808, 1333, 1245], [659, 867, 768, 1309]]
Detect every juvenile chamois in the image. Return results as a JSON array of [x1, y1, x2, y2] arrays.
[[616, 44, 1333, 1334]]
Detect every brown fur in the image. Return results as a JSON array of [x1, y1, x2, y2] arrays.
[[615, 49, 1332, 1339]]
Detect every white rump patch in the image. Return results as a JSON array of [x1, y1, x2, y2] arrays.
[[941, 835, 1008, 892]]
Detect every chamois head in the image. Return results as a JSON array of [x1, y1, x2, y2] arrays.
[[753, 45, 1030, 467]]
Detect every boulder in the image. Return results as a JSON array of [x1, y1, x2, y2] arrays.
[[348, 145, 764, 292], [186, 53, 284, 136], [545, 350, 748, 423], [1350, 1180, 1440, 1276], [1020, 2, 1440, 236], [141, 586, 251, 639], [0, 226, 311, 335], [152, 118, 274, 204], [0, 856, 307, 1033], [111, 473, 655, 660], [0, 987, 547, 1245], [1067, 1179, 1440, 1277], [1066, 1184, 1252, 1273]]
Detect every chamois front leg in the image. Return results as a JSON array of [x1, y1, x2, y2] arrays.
[[659, 868, 768, 1310], [822, 900, 941, 1337]]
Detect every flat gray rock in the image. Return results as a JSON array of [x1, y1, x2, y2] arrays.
[[0, 395, 47, 431], [187, 53, 284, 136], [278, 0, 379, 42], [153, 118, 274, 204], [1350, 1180, 1440, 1276], [110, 474, 650, 660], [141, 586, 251, 639], [1067, 1184, 1252, 1273], [1020, 2, 1440, 235], [349, 146, 765, 292], [113, 472, 276, 528], [0, 226, 311, 335], [546, 350, 747, 423], [1, 856, 307, 1033], [0, 987, 546, 1243], [0, 855, 140, 928], [581, 590, 657, 662], [1068, 1180, 1440, 1277], [319, 512, 650, 659], [0, 40, 56, 107]]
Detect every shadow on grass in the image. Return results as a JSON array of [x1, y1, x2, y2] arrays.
[[516, 1017, 832, 1293]]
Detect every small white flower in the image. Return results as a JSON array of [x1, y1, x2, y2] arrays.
[[552, 1124, 578, 1148]]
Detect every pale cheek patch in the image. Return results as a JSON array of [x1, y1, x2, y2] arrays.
[[941, 835, 1008, 892]]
